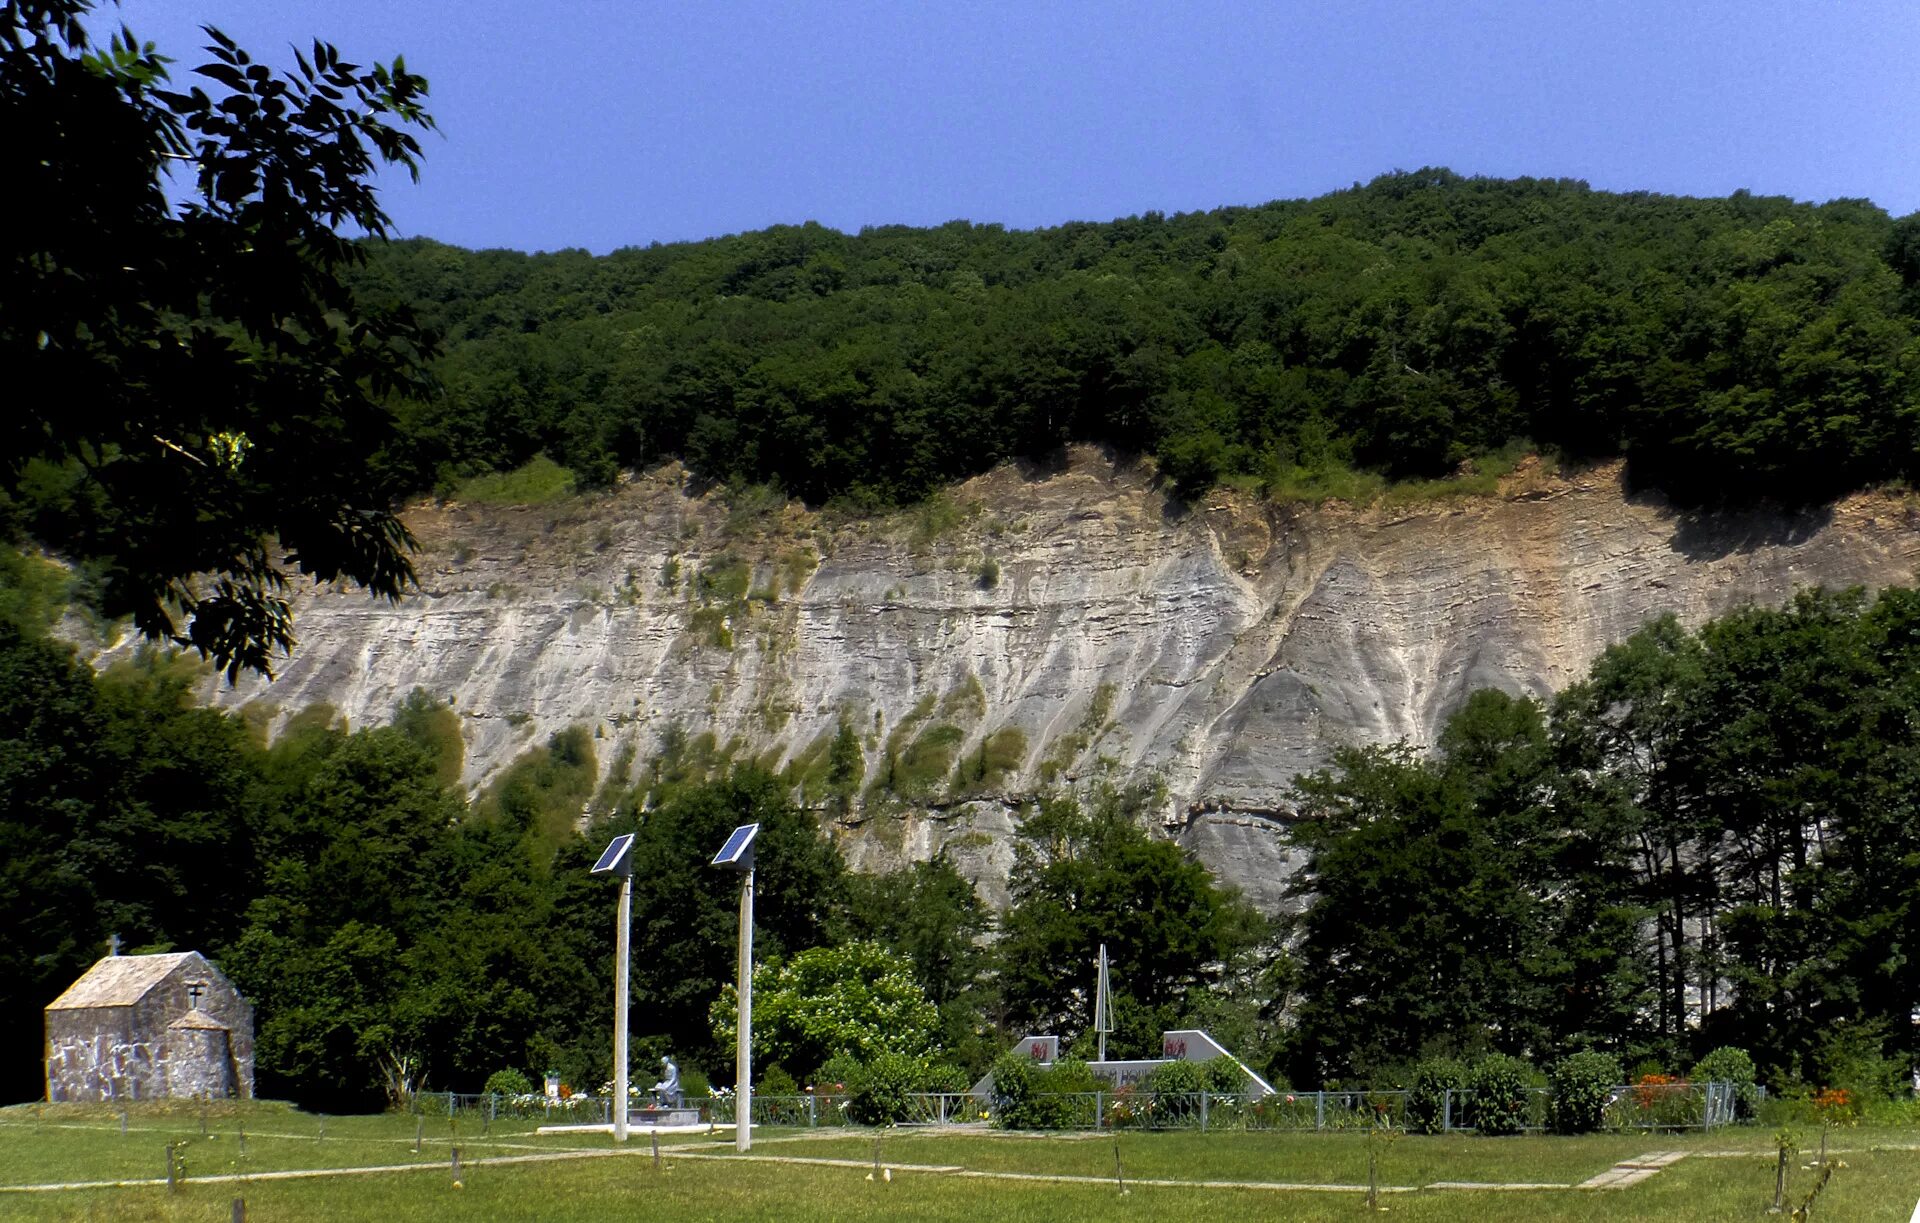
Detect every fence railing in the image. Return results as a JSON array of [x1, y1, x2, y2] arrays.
[[405, 1080, 1736, 1134], [706, 1092, 990, 1127], [410, 1091, 615, 1125]]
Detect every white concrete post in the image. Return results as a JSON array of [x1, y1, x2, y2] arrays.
[[613, 872, 632, 1142], [736, 868, 754, 1152]]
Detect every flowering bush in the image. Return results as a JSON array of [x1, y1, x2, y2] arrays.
[[1626, 1073, 1698, 1128], [710, 942, 939, 1073], [1632, 1073, 1680, 1111], [595, 1080, 646, 1099], [1812, 1087, 1857, 1124], [488, 1091, 595, 1118]]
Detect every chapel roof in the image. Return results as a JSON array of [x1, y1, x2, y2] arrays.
[[46, 952, 199, 1010]]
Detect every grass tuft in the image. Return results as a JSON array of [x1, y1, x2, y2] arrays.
[[454, 454, 577, 505]]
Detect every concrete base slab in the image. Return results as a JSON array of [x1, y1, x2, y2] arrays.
[[535, 1122, 737, 1136]]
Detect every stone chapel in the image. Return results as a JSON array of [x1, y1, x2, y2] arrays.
[[44, 950, 255, 1102]]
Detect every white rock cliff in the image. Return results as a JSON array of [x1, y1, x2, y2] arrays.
[[195, 451, 1920, 911]]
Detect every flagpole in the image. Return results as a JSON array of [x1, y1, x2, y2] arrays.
[[1097, 943, 1108, 1063]]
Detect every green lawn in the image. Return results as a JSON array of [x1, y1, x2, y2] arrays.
[[0, 1103, 1915, 1221]]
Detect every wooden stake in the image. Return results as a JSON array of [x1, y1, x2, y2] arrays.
[[1112, 1135, 1128, 1196], [651, 1129, 661, 1171], [231, 1197, 246, 1223], [165, 1144, 177, 1193]]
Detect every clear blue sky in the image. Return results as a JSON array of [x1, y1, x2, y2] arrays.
[[112, 0, 1920, 254]]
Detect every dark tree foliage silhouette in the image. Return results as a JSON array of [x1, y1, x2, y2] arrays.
[[1, 0, 437, 678]]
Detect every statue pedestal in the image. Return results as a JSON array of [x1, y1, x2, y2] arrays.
[[630, 1105, 701, 1128]]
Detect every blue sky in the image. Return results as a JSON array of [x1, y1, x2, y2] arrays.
[[112, 0, 1920, 254]]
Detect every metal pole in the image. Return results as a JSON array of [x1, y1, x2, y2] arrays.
[[1097, 944, 1107, 1064], [736, 867, 754, 1153], [614, 871, 632, 1142]]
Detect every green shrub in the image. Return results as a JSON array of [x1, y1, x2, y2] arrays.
[[989, 1054, 1105, 1129], [922, 1062, 969, 1094], [1811, 1020, 1906, 1102], [758, 1064, 798, 1096], [455, 453, 576, 505], [1026, 1058, 1099, 1128], [816, 1053, 861, 1093], [1404, 1057, 1466, 1135], [1142, 1059, 1207, 1094], [987, 1051, 1038, 1129], [1206, 1058, 1247, 1093], [1690, 1046, 1758, 1120], [845, 1051, 921, 1125], [483, 1069, 534, 1098], [1467, 1054, 1534, 1136], [1547, 1051, 1622, 1134]]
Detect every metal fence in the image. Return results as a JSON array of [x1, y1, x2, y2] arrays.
[[405, 1080, 1735, 1134], [410, 1091, 615, 1125], [707, 1093, 988, 1127]]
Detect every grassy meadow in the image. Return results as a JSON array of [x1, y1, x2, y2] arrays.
[[1, 1103, 1916, 1221]]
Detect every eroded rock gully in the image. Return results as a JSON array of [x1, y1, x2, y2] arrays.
[[192, 451, 1920, 911]]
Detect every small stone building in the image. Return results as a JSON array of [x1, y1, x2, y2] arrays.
[[44, 951, 254, 1103]]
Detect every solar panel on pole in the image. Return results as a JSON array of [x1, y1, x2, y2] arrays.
[[711, 823, 759, 870], [591, 833, 635, 876], [591, 834, 636, 1142], [713, 823, 759, 1151]]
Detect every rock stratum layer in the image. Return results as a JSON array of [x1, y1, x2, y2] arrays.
[[196, 451, 1920, 910]]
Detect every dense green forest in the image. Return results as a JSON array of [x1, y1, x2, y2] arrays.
[[355, 172, 1920, 509], [5, 565, 1917, 1109], [1286, 587, 1920, 1097]]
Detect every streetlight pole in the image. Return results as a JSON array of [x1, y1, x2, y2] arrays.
[[590, 833, 638, 1143], [711, 822, 761, 1154], [613, 869, 632, 1142], [735, 866, 753, 1153]]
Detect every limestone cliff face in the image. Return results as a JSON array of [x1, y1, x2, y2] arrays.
[[195, 451, 1920, 911]]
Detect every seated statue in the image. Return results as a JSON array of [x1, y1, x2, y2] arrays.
[[648, 1056, 683, 1109]]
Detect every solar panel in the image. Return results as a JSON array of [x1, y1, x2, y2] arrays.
[[591, 833, 636, 876], [711, 823, 759, 870]]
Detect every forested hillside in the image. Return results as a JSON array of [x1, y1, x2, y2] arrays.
[[358, 171, 1920, 508], [8, 566, 1920, 1107]]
